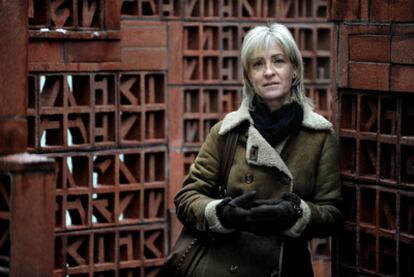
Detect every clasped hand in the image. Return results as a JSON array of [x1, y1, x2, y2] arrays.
[[216, 191, 303, 235]]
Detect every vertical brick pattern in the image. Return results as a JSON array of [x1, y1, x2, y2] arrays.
[[22, 0, 334, 276], [330, 1, 414, 276], [0, 0, 28, 154], [28, 70, 168, 275]]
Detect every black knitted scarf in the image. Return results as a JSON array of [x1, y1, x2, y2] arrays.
[[250, 96, 304, 147]]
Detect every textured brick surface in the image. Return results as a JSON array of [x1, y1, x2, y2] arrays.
[[28, 0, 120, 31], [337, 25, 350, 88], [121, 48, 167, 70], [28, 61, 121, 72], [369, 0, 394, 22], [121, 21, 167, 48], [337, 23, 394, 88], [349, 35, 391, 63], [105, 0, 121, 29], [120, 19, 168, 72], [349, 62, 389, 91], [329, 0, 361, 21], [167, 22, 184, 84], [0, 119, 27, 155], [0, 154, 56, 277], [168, 87, 184, 147], [332, 0, 414, 276], [337, 91, 414, 276], [0, 0, 28, 155], [391, 35, 414, 64], [370, 0, 414, 22], [50, 148, 167, 231], [12, 0, 338, 276], [168, 151, 184, 208], [391, 65, 414, 92], [329, 0, 414, 22], [28, 41, 64, 64], [27, 72, 167, 150], [64, 41, 121, 63]]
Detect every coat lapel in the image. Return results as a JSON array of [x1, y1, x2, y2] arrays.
[[246, 125, 293, 179], [218, 97, 332, 179], [302, 107, 333, 130]]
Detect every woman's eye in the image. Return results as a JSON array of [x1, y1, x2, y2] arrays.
[[272, 57, 285, 64], [252, 60, 265, 69]]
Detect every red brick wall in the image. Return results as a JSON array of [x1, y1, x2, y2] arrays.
[[0, 0, 28, 154], [0, 2, 56, 276], [1, 0, 336, 276], [329, 1, 414, 276]]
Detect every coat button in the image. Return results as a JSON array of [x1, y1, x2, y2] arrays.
[[229, 264, 238, 273], [244, 174, 254, 184], [249, 145, 259, 161]]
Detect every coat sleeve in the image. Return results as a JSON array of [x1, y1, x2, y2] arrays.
[[302, 129, 343, 238], [174, 122, 225, 232]]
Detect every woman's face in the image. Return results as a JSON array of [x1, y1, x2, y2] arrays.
[[248, 42, 295, 111]]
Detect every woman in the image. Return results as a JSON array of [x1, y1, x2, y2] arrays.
[[174, 23, 343, 277]]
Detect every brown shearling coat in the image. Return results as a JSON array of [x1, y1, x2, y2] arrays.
[[175, 98, 343, 277]]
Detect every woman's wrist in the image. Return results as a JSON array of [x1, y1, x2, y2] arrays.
[[283, 199, 311, 238], [204, 199, 236, 234]]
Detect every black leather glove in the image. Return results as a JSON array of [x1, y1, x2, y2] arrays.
[[216, 190, 256, 229], [243, 192, 303, 235], [281, 192, 302, 213]]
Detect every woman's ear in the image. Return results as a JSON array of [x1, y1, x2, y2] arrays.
[[292, 71, 297, 79]]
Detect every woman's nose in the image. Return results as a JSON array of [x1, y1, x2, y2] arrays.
[[264, 62, 276, 76]]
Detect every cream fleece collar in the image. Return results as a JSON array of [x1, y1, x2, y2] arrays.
[[218, 98, 332, 177], [219, 98, 332, 135]]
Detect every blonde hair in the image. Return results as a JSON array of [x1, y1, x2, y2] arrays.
[[240, 23, 313, 111]]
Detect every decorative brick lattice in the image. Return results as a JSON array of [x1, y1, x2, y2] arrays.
[[27, 72, 166, 151], [29, 0, 103, 29], [339, 92, 414, 187], [183, 87, 241, 146], [50, 148, 167, 231], [54, 225, 166, 276], [24, 0, 337, 276], [28, 0, 120, 41], [28, 71, 167, 275], [122, 0, 329, 20], [120, 73, 166, 145], [338, 91, 414, 276]]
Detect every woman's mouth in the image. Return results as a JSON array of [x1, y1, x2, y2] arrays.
[[263, 82, 280, 87]]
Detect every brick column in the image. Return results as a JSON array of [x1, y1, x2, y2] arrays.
[[0, 0, 28, 154], [0, 154, 56, 276], [329, 1, 414, 276]]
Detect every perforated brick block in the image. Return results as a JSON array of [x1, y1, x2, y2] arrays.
[[28, 72, 166, 150], [54, 224, 166, 275], [182, 87, 241, 146], [332, 3, 414, 273], [28, 0, 120, 35], [339, 91, 414, 187], [20, 1, 338, 277], [337, 91, 414, 275], [50, 147, 167, 232], [121, 0, 160, 18]]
